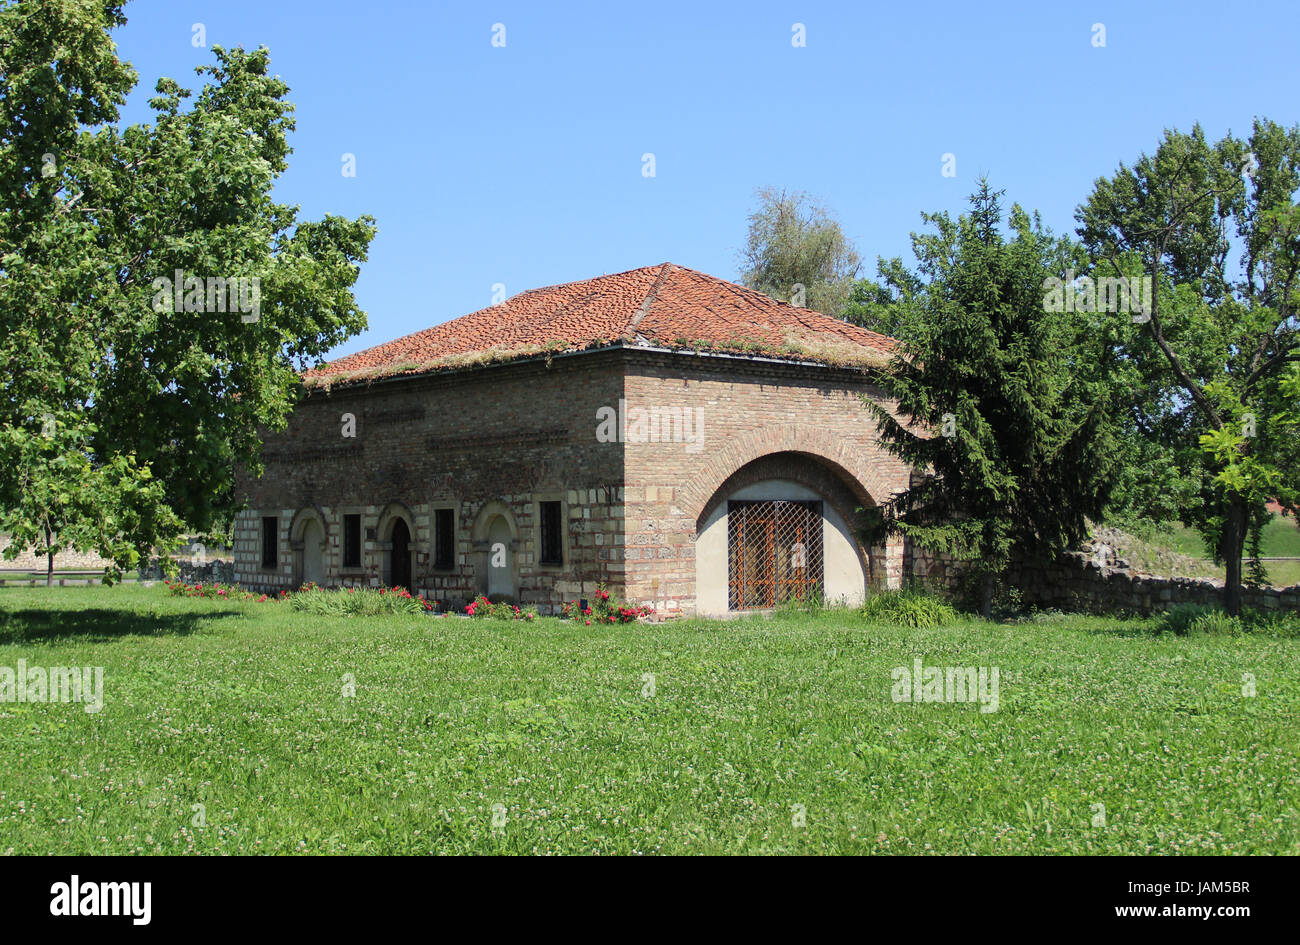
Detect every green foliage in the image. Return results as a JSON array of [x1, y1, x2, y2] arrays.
[[1159, 603, 1212, 636], [862, 181, 1123, 613], [1240, 609, 1300, 638], [1076, 121, 1300, 613], [1182, 606, 1300, 637], [740, 188, 861, 318], [0, 3, 376, 572], [842, 278, 910, 338], [288, 585, 431, 617], [861, 589, 958, 629]]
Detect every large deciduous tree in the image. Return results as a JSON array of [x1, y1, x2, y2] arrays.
[[1077, 121, 1300, 615], [863, 182, 1123, 616], [740, 187, 861, 319], [0, 1, 376, 580]]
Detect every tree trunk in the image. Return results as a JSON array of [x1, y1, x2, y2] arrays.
[[44, 524, 54, 587], [980, 572, 994, 620], [1222, 498, 1247, 617]]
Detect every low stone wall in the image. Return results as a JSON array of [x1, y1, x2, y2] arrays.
[[140, 558, 236, 584], [1008, 551, 1300, 615], [908, 543, 1300, 616], [0, 536, 115, 571]]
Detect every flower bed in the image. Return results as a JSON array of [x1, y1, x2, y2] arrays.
[[465, 595, 537, 621], [164, 580, 277, 603], [560, 585, 654, 625], [166, 580, 439, 615], [290, 584, 436, 616]]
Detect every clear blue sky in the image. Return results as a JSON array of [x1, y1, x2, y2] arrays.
[[111, 0, 1300, 360]]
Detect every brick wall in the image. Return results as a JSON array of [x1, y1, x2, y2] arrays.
[[236, 350, 626, 611], [235, 347, 914, 614], [620, 351, 911, 613]]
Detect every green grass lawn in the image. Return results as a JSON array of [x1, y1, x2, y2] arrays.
[[1, 584, 1297, 855]]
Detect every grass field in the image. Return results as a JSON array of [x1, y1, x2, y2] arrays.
[[1, 584, 1297, 855]]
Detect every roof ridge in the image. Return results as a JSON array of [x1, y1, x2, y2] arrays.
[[303, 262, 897, 386], [622, 262, 673, 340], [513, 263, 664, 302]]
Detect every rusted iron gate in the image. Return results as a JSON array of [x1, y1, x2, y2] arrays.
[[727, 499, 824, 609]]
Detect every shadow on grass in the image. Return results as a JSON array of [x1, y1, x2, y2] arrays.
[[0, 608, 240, 643]]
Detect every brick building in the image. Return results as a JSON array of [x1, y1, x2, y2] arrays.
[[233, 263, 914, 615]]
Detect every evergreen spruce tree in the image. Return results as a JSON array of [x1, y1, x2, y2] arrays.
[[864, 182, 1123, 616]]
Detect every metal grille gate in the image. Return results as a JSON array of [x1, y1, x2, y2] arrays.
[[727, 500, 824, 610]]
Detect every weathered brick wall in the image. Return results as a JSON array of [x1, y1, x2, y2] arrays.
[[620, 351, 912, 613], [235, 347, 913, 615], [235, 351, 626, 611]]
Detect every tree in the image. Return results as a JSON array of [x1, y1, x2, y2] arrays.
[[842, 277, 910, 339], [1077, 122, 1300, 614], [0, 2, 376, 578], [740, 187, 861, 318], [863, 182, 1123, 617]]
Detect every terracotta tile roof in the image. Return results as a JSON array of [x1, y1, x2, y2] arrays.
[[303, 263, 896, 386]]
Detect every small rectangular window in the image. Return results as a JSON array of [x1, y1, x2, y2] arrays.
[[343, 514, 361, 569], [261, 516, 278, 569], [434, 508, 455, 570], [539, 501, 563, 565]]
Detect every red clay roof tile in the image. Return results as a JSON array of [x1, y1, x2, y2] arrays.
[[303, 263, 896, 385]]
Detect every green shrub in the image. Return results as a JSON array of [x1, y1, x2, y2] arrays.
[[1159, 603, 1208, 636], [1188, 609, 1244, 636], [288, 585, 430, 617], [1159, 603, 1243, 636], [1241, 610, 1300, 638], [861, 589, 958, 629]]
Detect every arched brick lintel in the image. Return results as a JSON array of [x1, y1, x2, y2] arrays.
[[678, 424, 894, 521]]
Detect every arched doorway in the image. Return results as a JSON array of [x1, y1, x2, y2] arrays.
[[486, 514, 512, 598], [471, 501, 518, 602], [693, 453, 876, 615], [301, 517, 324, 585], [389, 519, 412, 591], [290, 507, 329, 588]]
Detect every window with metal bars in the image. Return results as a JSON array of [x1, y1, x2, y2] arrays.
[[727, 500, 824, 610]]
